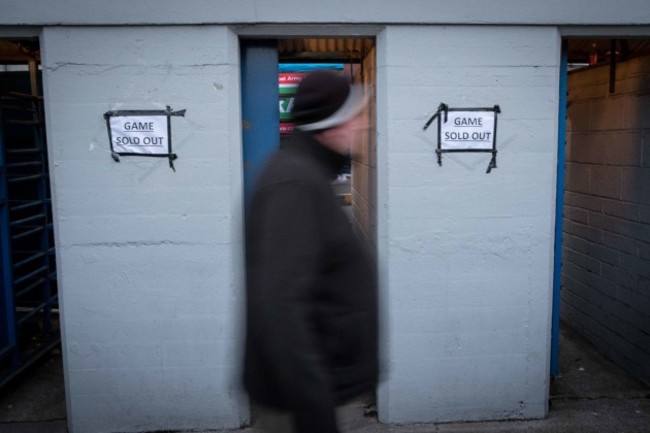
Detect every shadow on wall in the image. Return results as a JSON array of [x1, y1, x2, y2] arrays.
[[561, 52, 650, 386]]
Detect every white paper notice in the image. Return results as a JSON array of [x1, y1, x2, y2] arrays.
[[109, 116, 169, 155], [440, 111, 495, 150]]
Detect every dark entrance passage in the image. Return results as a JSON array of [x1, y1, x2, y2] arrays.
[[0, 38, 60, 391], [240, 37, 377, 246], [553, 37, 650, 387]]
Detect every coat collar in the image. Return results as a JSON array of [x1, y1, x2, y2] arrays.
[[286, 129, 347, 179]]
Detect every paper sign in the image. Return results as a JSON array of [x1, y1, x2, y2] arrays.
[[109, 116, 169, 155], [440, 111, 495, 151]]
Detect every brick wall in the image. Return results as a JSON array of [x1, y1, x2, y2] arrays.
[[352, 46, 377, 248], [562, 54, 650, 385]]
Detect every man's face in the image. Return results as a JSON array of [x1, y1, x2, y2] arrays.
[[317, 111, 367, 155]]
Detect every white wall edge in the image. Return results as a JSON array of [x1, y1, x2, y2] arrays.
[[226, 26, 250, 428], [544, 28, 563, 418], [38, 26, 75, 433], [232, 24, 383, 38], [374, 26, 391, 423], [559, 25, 650, 37]]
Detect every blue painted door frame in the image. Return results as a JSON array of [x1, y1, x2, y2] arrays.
[[0, 103, 18, 371], [240, 39, 279, 207], [550, 40, 568, 377]]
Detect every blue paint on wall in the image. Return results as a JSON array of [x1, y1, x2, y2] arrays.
[[241, 40, 280, 208], [551, 40, 568, 377]]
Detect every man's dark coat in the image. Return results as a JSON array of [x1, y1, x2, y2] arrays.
[[244, 129, 379, 433]]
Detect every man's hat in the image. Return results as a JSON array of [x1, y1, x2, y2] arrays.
[[292, 70, 366, 132]]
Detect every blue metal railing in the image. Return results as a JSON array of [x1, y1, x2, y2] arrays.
[[0, 92, 59, 390], [0, 102, 19, 375]]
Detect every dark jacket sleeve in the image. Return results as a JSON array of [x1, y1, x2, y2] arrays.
[[246, 179, 338, 433]]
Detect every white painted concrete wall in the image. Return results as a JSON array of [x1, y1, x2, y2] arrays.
[[41, 26, 247, 433], [31, 22, 561, 430], [376, 26, 560, 423]]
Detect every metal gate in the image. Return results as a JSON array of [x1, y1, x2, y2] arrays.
[[0, 92, 59, 390]]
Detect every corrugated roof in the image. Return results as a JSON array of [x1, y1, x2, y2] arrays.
[[279, 38, 374, 61]]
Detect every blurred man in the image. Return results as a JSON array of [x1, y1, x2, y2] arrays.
[[244, 70, 378, 433]]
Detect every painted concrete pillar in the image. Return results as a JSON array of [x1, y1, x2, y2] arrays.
[[376, 25, 560, 423], [41, 26, 247, 433]]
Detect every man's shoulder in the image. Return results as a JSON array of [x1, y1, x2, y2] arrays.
[[260, 146, 322, 186]]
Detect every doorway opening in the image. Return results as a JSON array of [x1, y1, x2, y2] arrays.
[[241, 36, 378, 247], [552, 37, 650, 396], [0, 37, 60, 393], [240, 35, 379, 421]]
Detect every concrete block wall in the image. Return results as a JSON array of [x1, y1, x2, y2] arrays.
[[41, 26, 247, 433], [36, 21, 561, 431], [376, 26, 559, 423], [562, 55, 650, 384]]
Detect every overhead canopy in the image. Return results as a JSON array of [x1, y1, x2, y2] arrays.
[[279, 38, 374, 62], [0, 39, 39, 63], [278, 37, 650, 65], [1, 36, 650, 66], [567, 38, 650, 64]]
